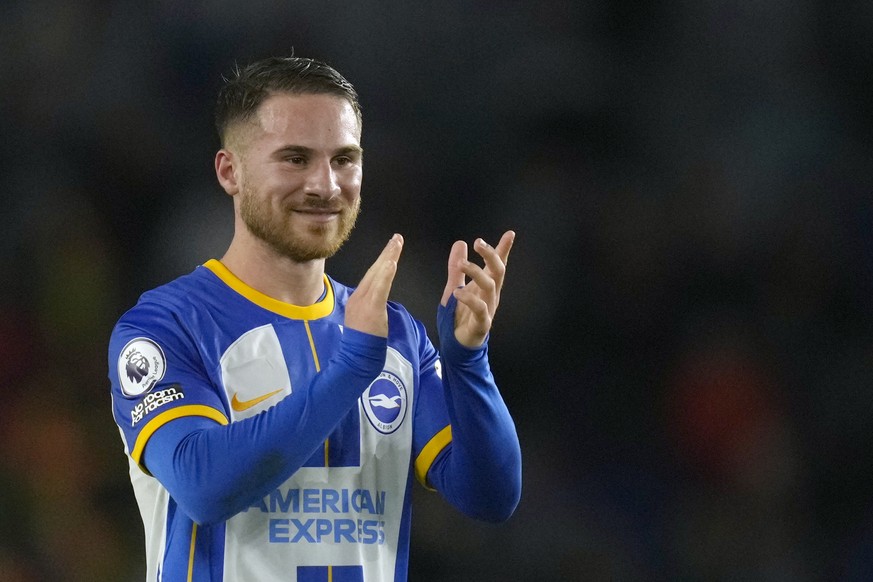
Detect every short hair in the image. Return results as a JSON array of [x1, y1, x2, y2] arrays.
[[214, 56, 361, 146]]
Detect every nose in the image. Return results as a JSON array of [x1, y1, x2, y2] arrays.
[[304, 159, 341, 199]]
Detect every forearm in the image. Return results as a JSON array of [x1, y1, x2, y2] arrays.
[[143, 328, 386, 525], [429, 298, 522, 522]]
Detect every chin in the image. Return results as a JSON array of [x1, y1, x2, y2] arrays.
[[286, 235, 345, 262]]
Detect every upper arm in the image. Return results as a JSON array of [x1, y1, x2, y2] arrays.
[[109, 302, 229, 472], [141, 414, 223, 477]]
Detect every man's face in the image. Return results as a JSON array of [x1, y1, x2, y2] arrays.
[[231, 92, 363, 262]]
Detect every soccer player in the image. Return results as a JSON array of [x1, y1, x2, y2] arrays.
[[108, 56, 521, 581]]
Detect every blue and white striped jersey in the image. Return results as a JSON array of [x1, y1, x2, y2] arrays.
[[109, 259, 452, 581]]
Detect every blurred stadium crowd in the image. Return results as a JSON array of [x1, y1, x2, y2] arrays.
[[2, 1, 873, 580]]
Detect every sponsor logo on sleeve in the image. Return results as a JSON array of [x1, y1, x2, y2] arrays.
[[361, 371, 407, 434], [118, 338, 166, 397]]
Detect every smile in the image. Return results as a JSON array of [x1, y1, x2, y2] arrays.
[[294, 209, 341, 223]]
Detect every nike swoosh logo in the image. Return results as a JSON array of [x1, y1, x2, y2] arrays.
[[231, 389, 284, 412]]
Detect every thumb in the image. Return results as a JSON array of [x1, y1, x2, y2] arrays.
[[440, 240, 467, 306]]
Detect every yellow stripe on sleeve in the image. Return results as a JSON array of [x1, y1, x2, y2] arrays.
[[414, 425, 453, 490], [130, 404, 229, 469]]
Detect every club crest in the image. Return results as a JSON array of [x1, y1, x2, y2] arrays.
[[362, 371, 408, 434]]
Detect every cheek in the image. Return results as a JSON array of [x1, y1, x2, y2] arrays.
[[342, 169, 363, 195], [249, 171, 298, 200]]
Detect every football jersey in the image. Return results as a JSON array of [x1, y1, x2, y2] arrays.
[[108, 259, 453, 581]]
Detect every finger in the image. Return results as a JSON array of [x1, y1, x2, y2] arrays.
[[472, 238, 506, 288], [476, 230, 515, 278], [474, 231, 514, 269], [366, 235, 403, 300], [454, 284, 492, 318], [457, 259, 498, 313], [367, 257, 399, 305], [358, 234, 404, 294], [345, 235, 403, 337], [440, 240, 468, 306], [452, 286, 492, 345], [383, 233, 404, 262], [494, 230, 516, 264]]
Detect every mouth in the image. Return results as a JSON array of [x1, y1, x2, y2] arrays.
[[293, 207, 342, 223]]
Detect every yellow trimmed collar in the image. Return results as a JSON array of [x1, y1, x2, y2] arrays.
[[203, 259, 335, 320]]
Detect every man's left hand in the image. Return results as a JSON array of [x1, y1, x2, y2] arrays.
[[440, 230, 515, 348]]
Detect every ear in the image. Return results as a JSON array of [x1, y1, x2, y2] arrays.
[[215, 148, 240, 196]]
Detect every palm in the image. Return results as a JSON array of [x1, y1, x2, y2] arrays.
[[345, 234, 403, 337]]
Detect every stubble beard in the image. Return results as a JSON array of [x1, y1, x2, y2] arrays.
[[239, 184, 361, 262]]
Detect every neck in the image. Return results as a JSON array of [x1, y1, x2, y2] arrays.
[[220, 237, 327, 306]]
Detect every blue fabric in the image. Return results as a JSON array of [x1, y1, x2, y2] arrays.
[[143, 328, 386, 525], [427, 295, 522, 522], [110, 262, 520, 580], [142, 295, 522, 527]]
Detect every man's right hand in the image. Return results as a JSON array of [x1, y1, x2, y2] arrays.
[[344, 234, 404, 337]]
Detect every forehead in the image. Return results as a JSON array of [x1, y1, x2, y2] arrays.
[[248, 92, 361, 146]]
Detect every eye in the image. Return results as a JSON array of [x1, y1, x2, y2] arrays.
[[281, 153, 307, 165], [334, 156, 351, 166]]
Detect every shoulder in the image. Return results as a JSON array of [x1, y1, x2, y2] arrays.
[[386, 299, 432, 353], [111, 266, 220, 342], [141, 264, 219, 305], [325, 274, 426, 333], [386, 299, 415, 321]]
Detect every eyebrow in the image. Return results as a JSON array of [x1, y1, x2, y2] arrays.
[[275, 145, 363, 157]]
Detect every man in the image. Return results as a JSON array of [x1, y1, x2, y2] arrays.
[[108, 56, 521, 581]]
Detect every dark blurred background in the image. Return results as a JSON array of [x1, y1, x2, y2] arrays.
[[3, 1, 873, 580]]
